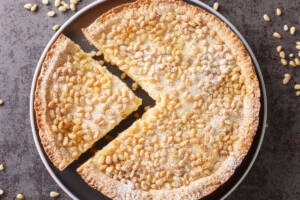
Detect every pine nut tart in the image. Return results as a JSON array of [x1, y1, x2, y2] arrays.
[[76, 0, 261, 199], [34, 34, 142, 170]]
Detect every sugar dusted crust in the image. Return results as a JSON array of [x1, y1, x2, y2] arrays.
[[34, 34, 142, 171], [35, 35, 76, 170], [78, 0, 261, 199], [34, 1, 261, 198]]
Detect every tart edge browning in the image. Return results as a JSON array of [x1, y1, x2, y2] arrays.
[[34, 34, 142, 170], [35, 35, 74, 170], [77, 0, 261, 199]]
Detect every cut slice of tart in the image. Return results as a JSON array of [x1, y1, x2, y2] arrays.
[[34, 34, 142, 170], [78, 0, 260, 199]]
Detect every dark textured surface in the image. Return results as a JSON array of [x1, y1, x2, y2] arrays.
[[0, 0, 299, 199]]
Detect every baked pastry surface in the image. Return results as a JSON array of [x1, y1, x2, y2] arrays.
[[34, 34, 142, 170], [77, 0, 261, 199]]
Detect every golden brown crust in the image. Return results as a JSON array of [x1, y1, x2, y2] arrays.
[[34, 34, 142, 171], [79, 0, 261, 199], [78, 160, 152, 200], [34, 34, 75, 170]]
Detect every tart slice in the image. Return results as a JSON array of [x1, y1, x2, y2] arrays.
[[34, 34, 142, 170]]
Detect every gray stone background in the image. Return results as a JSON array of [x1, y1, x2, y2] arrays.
[[0, 0, 299, 199]]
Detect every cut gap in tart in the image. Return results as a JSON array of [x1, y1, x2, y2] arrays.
[[66, 103, 155, 172], [77, 0, 260, 199], [34, 34, 142, 170]]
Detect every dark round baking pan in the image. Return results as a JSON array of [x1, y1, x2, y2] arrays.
[[29, 0, 267, 199]]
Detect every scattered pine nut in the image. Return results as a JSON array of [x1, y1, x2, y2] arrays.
[[16, 193, 24, 200], [71, 0, 80, 5], [0, 189, 4, 196], [55, 0, 61, 7], [61, 1, 70, 9], [50, 191, 60, 198], [70, 0, 79, 5], [0, 99, 3, 105], [47, 11, 56, 17], [294, 84, 300, 90], [283, 25, 289, 31], [30, 4, 38, 12], [290, 26, 296, 35], [24, 3, 32, 10], [295, 58, 300, 66], [70, 3, 76, 11], [281, 59, 287, 66], [296, 45, 300, 50], [96, 51, 102, 56], [99, 60, 104, 65], [133, 112, 140, 118], [0, 164, 4, 171], [121, 73, 126, 79], [296, 41, 300, 46], [144, 106, 150, 111], [289, 53, 294, 58], [24, 0, 82, 35], [263, 14, 270, 22], [282, 73, 291, 84], [52, 24, 60, 31], [299, 51, 300, 57], [132, 82, 138, 91], [296, 91, 300, 96], [273, 32, 281, 39], [87, 50, 96, 57], [276, 45, 283, 52], [276, 8, 282, 16], [213, 2, 219, 11], [289, 60, 296, 67], [279, 51, 285, 59], [58, 6, 67, 12], [42, 0, 49, 5]]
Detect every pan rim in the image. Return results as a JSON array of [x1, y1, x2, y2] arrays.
[[29, 0, 267, 199]]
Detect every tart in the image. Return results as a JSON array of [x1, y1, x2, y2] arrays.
[[77, 0, 260, 199], [34, 34, 142, 170]]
